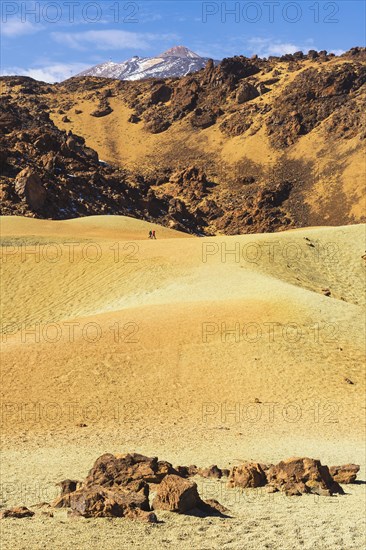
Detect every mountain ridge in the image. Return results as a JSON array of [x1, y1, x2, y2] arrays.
[[76, 45, 218, 81], [0, 47, 365, 235]]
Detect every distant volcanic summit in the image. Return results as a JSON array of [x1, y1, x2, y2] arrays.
[[161, 46, 202, 59], [75, 45, 218, 81]]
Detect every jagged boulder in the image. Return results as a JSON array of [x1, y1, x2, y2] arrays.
[[329, 464, 360, 484], [84, 453, 177, 488], [236, 82, 259, 104], [266, 457, 344, 496], [267, 64, 366, 148], [14, 168, 47, 210], [90, 103, 113, 117], [228, 462, 267, 488], [152, 474, 201, 513], [68, 485, 155, 521]]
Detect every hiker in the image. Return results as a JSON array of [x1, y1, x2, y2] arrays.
[[152, 230, 156, 239], [148, 230, 152, 239]]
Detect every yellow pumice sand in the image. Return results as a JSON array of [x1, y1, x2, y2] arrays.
[[0, 216, 365, 549]]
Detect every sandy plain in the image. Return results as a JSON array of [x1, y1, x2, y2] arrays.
[[0, 216, 365, 549]]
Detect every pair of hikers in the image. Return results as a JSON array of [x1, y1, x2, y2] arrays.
[[148, 230, 156, 239]]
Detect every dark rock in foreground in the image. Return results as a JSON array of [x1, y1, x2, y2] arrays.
[[51, 453, 228, 521], [266, 457, 345, 496], [152, 474, 202, 513]]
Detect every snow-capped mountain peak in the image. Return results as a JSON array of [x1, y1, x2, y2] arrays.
[[75, 46, 218, 82]]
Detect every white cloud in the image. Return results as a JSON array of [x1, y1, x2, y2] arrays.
[[192, 37, 345, 60], [140, 13, 163, 23], [1, 19, 42, 37], [330, 49, 345, 56], [0, 63, 90, 83], [247, 38, 307, 57], [51, 30, 179, 51], [246, 38, 345, 58]]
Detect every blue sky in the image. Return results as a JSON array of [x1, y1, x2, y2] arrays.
[[1, 0, 365, 81]]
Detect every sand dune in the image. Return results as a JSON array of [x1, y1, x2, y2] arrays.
[[1, 216, 365, 549]]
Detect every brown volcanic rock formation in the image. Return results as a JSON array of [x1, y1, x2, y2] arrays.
[[1, 47, 365, 234], [266, 457, 345, 496], [3, 455, 351, 523], [83, 453, 177, 488], [0, 88, 128, 219], [51, 453, 228, 520], [67, 485, 154, 520], [329, 464, 360, 484], [152, 474, 202, 513], [228, 462, 268, 489]]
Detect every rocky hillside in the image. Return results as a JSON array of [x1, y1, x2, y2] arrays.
[[1, 47, 365, 235]]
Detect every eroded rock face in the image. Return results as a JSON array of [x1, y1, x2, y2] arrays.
[[14, 168, 47, 210], [329, 464, 360, 484], [266, 457, 344, 496], [267, 64, 366, 148], [152, 474, 201, 513], [171, 77, 199, 114], [228, 462, 267, 488]]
